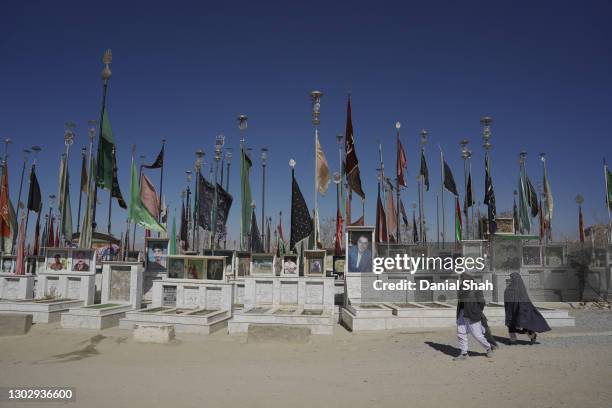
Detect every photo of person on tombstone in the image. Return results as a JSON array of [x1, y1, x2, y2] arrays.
[[48, 253, 66, 271], [207, 259, 224, 280], [348, 233, 373, 272], [72, 251, 91, 271], [283, 255, 298, 275], [147, 241, 168, 272], [309, 258, 323, 275], [2, 258, 14, 273]]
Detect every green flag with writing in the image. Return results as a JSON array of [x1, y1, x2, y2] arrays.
[[96, 107, 115, 190]]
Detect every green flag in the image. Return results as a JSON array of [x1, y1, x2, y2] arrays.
[[97, 107, 115, 190], [169, 210, 177, 255], [128, 156, 165, 232], [79, 149, 96, 248], [58, 154, 73, 243], [240, 148, 252, 250]]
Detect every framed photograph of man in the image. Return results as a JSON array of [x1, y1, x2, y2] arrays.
[[206, 257, 226, 280], [304, 250, 326, 277], [235, 252, 251, 277], [204, 249, 234, 278], [184, 257, 205, 280], [70, 249, 95, 272], [167, 257, 185, 279], [250, 254, 274, 276], [46, 248, 70, 272], [281, 254, 299, 276], [346, 226, 375, 273], [1, 255, 16, 274], [145, 238, 169, 272]]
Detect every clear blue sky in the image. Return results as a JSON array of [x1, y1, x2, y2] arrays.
[[1, 0, 611, 245]]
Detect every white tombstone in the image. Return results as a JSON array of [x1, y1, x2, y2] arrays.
[[0, 274, 35, 300]]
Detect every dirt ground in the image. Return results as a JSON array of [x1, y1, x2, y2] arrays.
[[1, 315, 611, 408]]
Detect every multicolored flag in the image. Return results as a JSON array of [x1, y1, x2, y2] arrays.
[[396, 133, 408, 188], [128, 156, 165, 232], [315, 134, 330, 195]]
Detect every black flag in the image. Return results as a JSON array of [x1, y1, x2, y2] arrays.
[[197, 174, 215, 230], [180, 198, 189, 250], [420, 150, 429, 191], [443, 159, 458, 196], [143, 145, 164, 169], [526, 177, 539, 218], [464, 171, 474, 215], [399, 199, 409, 227], [214, 183, 233, 237], [484, 155, 497, 234], [345, 96, 366, 199], [27, 165, 42, 212], [111, 150, 127, 209], [289, 171, 313, 250], [412, 211, 419, 243], [250, 208, 264, 253]]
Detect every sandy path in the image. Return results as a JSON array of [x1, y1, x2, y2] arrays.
[[1, 322, 611, 408]]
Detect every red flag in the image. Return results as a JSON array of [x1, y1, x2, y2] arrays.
[[334, 207, 343, 256], [578, 206, 585, 243], [397, 134, 408, 188], [140, 173, 160, 218], [350, 216, 364, 227], [33, 212, 41, 255], [375, 189, 387, 243], [0, 163, 11, 239], [15, 215, 26, 275], [54, 222, 60, 247]]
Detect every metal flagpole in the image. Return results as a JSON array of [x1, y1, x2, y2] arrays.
[[24, 146, 42, 249], [223, 149, 232, 249], [336, 133, 344, 239], [211, 135, 225, 251], [604, 159, 612, 243], [260, 147, 268, 249], [61, 123, 75, 246], [395, 122, 401, 243], [310, 91, 322, 249], [238, 114, 248, 250], [439, 148, 445, 246], [460, 139, 469, 241], [107, 146, 115, 258], [93, 49, 113, 232], [469, 156, 474, 240], [158, 139, 166, 237], [194, 149, 204, 253], [419, 130, 428, 243], [436, 193, 440, 248], [1, 138, 12, 252]]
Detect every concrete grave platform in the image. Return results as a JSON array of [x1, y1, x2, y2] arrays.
[[229, 306, 334, 335], [134, 324, 175, 344], [247, 324, 311, 344], [341, 301, 576, 332], [0, 299, 84, 323], [121, 307, 230, 334], [0, 313, 33, 336], [61, 303, 133, 330]]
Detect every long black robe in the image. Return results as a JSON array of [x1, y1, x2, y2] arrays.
[[504, 272, 551, 333]]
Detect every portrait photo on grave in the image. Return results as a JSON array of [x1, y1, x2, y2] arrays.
[[206, 258, 225, 280], [204, 249, 234, 277], [333, 256, 345, 276], [145, 238, 169, 272], [46, 249, 69, 272], [185, 257, 205, 280], [304, 250, 326, 277], [71, 249, 94, 272], [1, 256, 16, 274], [168, 257, 185, 279], [282, 254, 299, 276], [346, 227, 375, 273]]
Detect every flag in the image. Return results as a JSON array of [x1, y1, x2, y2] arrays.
[[578, 205, 585, 242], [289, 170, 313, 250], [526, 176, 539, 218], [58, 155, 73, 243], [350, 215, 364, 226], [397, 134, 408, 188], [539, 199, 545, 241], [33, 211, 41, 255], [455, 196, 462, 242], [169, 210, 177, 255], [250, 208, 264, 253], [399, 199, 409, 227], [412, 210, 419, 243], [277, 212, 286, 257], [15, 214, 26, 275], [143, 145, 164, 169], [0, 163, 16, 253], [128, 156, 165, 232], [240, 148, 253, 249], [513, 196, 519, 233], [79, 149, 96, 248], [315, 134, 330, 194], [375, 187, 387, 243], [606, 162, 612, 210], [518, 172, 531, 234], [344, 96, 365, 199], [334, 207, 343, 256], [197, 173, 215, 230], [96, 107, 115, 190], [484, 155, 497, 234], [265, 217, 271, 253], [442, 156, 458, 196], [27, 165, 42, 212], [464, 171, 474, 215], [420, 150, 429, 191], [386, 182, 398, 241], [111, 151, 127, 209], [47, 215, 55, 247], [542, 159, 553, 233], [80, 152, 88, 194], [140, 173, 160, 219]]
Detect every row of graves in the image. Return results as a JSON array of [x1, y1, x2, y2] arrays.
[[340, 225, 584, 332]]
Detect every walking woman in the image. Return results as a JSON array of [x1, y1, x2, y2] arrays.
[[504, 272, 551, 344]]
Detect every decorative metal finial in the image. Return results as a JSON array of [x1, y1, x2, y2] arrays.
[[333, 172, 341, 184], [260, 148, 268, 164], [420, 129, 428, 146], [31, 145, 42, 156], [225, 148, 233, 163], [480, 116, 493, 149], [215, 134, 225, 160], [185, 170, 192, 183], [539, 152, 546, 162], [101, 49, 112, 81], [87, 120, 97, 141], [575, 194, 584, 205], [195, 149, 205, 168], [81, 146, 87, 156], [64, 122, 76, 146], [519, 151, 528, 164], [395, 121, 401, 130], [310, 91, 323, 126], [336, 133, 343, 145], [289, 159, 296, 168]]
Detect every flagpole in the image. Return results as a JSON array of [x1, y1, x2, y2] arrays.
[[377, 140, 389, 244], [76, 147, 86, 234], [260, 147, 268, 250], [460, 139, 469, 241], [12, 149, 30, 253], [238, 114, 248, 250], [436, 193, 440, 248], [439, 147, 445, 246], [61, 123, 75, 246], [107, 146, 116, 258], [419, 130, 428, 243], [0, 138, 11, 253], [211, 135, 225, 252], [194, 149, 205, 254], [604, 159, 612, 244], [336, 133, 344, 241], [469, 156, 474, 240], [395, 122, 401, 242], [223, 149, 232, 249], [157, 139, 166, 238], [93, 49, 113, 233], [310, 91, 323, 249], [481, 116, 494, 238]]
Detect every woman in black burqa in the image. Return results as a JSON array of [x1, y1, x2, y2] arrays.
[[504, 272, 551, 344]]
